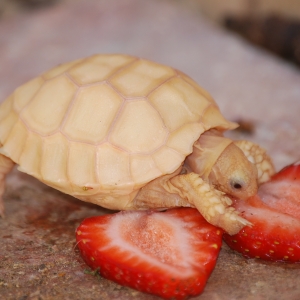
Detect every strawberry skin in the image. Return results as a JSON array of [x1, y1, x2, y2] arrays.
[[224, 162, 300, 263], [271, 160, 300, 182], [76, 208, 223, 299]]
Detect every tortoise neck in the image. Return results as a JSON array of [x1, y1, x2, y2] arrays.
[[185, 132, 232, 180]]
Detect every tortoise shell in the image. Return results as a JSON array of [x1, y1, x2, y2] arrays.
[[0, 54, 236, 209]]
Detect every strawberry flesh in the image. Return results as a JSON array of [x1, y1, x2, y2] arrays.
[[258, 161, 300, 218], [76, 208, 223, 299], [224, 162, 300, 263]]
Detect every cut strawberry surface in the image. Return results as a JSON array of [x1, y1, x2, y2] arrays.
[[224, 161, 300, 263], [258, 160, 300, 218], [76, 208, 223, 299]]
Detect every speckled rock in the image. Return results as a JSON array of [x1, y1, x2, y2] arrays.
[[1, 0, 300, 299]]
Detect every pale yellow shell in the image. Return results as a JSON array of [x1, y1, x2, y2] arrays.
[[0, 54, 235, 208]]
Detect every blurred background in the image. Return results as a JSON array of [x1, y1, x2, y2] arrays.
[[1, 0, 300, 66], [2, 0, 300, 20]]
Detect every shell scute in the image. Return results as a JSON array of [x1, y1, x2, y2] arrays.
[[42, 58, 83, 80], [149, 77, 211, 132], [68, 54, 136, 85], [20, 74, 78, 135], [152, 146, 185, 174], [130, 154, 162, 185], [109, 100, 168, 153], [13, 76, 45, 112], [166, 123, 204, 156], [40, 133, 69, 190], [0, 108, 18, 144], [96, 143, 132, 188], [18, 131, 43, 177], [201, 104, 238, 131], [178, 71, 216, 104], [62, 83, 123, 144], [109, 59, 176, 97], [1, 120, 27, 162], [68, 142, 98, 190], [0, 95, 13, 121]]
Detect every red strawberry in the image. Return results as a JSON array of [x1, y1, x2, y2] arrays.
[[76, 208, 223, 299], [224, 161, 300, 263]]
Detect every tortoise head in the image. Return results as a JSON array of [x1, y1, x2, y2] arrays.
[[209, 142, 258, 200]]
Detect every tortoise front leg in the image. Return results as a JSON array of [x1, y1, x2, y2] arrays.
[[0, 153, 15, 217], [234, 140, 275, 184], [132, 170, 251, 235], [164, 173, 251, 235]]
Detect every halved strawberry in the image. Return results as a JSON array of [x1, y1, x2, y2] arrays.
[[224, 161, 300, 263], [76, 208, 223, 299]]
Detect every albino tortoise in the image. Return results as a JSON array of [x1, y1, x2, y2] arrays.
[[0, 54, 274, 235]]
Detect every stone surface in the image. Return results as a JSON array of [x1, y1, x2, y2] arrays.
[[1, 0, 300, 299]]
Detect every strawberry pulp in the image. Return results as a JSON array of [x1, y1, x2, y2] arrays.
[[76, 208, 223, 299]]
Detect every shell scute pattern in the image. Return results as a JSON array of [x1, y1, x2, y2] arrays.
[[149, 77, 211, 132], [2, 120, 27, 162], [18, 131, 43, 177], [109, 59, 176, 97], [67, 54, 136, 85], [61, 83, 123, 144], [0, 54, 232, 199], [109, 100, 169, 153], [97, 143, 132, 188], [21, 75, 78, 135], [13, 77, 45, 112], [40, 133, 69, 189]]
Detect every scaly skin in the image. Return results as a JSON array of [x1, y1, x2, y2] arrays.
[[165, 173, 252, 235], [234, 140, 275, 184]]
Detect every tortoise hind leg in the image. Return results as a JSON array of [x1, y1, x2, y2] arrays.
[[0, 153, 15, 217]]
